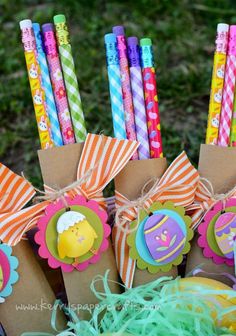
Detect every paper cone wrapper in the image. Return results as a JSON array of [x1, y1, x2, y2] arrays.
[[186, 144, 236, 284], [114, 157, 178, 287], [0, 240, 66, 335], [38, 143, 120, 319]]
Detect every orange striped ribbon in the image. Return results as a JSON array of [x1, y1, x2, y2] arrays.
[[0, 163, 48, 245], [113, 151, 199, 288], [0, 134, 139, 246]]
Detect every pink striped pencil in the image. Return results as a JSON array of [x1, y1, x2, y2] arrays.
[[218, 25, 236, 147]]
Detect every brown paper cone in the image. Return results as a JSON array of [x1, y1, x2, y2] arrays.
[[114, 157, 178, 287], [38, 143, 120, 319], [186, 144, 236, 285], [0, 240, 66, 335]]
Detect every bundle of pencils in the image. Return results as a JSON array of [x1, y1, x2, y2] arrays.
[[206, 23, 236, 147], [104, 25, 163, 160], [19, 15, 86, 149]]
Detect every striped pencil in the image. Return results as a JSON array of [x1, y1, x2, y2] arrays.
[[127, 36, 150, 159], [54, 14, 87, 143], [218, 26, 236, 147], [104, 33, 126, 140]]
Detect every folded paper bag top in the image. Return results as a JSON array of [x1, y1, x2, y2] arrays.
[[37, 133, 139, 316], [114, 151, 200, 288], [186, 144, 236, 285]]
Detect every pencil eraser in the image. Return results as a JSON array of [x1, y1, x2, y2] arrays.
[[19, 19, 32, 30], [54, 14, 66, 24], [32, 23, 40, 33], [42, 23, 54, 33], [104, 33, 116, 44], [140, 38, 152, 47], [113, 25, 125, 36], [127, 36, 138, 47], [217, 23, 229, 33]]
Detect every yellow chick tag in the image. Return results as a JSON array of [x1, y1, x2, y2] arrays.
[[57, 211, 98, 265]]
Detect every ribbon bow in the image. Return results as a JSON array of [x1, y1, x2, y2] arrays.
[[113, 151, 199, 289], [0, 134, 139, 246], [187, 178, 236, 230]]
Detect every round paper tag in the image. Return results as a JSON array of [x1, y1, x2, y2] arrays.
[[35, 195, 110, 272], [127, 201, 193, 273], [0, 244, 19, 303], [198, 198, 236, 266]]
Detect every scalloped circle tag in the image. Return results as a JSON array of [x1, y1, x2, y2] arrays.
[[0, 244, 19, 303], [198, 198, 236, 266], [127, 201, 193, 273], [35, 195, 111, 272], [214, 212, 236, 259]]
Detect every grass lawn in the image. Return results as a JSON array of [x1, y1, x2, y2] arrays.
[[1, 0, 236, 187]]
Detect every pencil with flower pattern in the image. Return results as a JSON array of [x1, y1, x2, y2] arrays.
[[42, 23, 75, 145]]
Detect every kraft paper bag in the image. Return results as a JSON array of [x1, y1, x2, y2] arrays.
[[38, 143, 120, 319], [0, 240, 66, 336], [186, 144, 236, 285], [114, 157, 178, 287]]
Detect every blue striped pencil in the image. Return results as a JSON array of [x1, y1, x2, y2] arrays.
[[104, 33, 126, 139]]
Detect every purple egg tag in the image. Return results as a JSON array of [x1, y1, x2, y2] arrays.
[[214, 212, 236, 259], [144, 213, 186, 264]]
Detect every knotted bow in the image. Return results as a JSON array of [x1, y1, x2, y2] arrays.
[[187, 178, 236, 230], [112, 151, 199, 289], [0, 134, 139, 246]]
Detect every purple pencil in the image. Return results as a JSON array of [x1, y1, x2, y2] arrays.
[[127, 37, 150, 159]]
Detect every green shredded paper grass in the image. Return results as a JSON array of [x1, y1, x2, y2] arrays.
[[22, 272, 236, 336]]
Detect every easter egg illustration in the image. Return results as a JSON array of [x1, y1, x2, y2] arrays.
[[147, 102, 154, 110], [214, 212, 236, 259], [149, 130, 157, 138], [57, 211, 98, 265], [144, 72, 151, 81], [127, 202, 193, 273], [144, 213, 186, 264]]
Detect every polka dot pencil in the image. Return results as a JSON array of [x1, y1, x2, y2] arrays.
[[140, 38, 163, 158]]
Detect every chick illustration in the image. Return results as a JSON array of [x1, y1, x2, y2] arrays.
[[57, 211, 98, 266]]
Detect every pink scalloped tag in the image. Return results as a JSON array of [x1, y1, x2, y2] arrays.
[[198, 198, 236, 266], [34, 195, 110, 272]]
